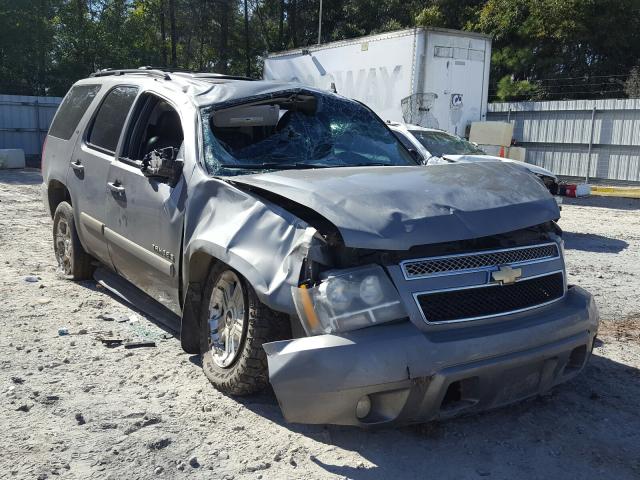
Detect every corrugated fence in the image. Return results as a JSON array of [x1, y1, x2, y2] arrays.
[[488, 99, 640, 183], [0, 94, 62, 159]]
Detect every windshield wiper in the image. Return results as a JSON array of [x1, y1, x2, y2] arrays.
[[220, 162, 334, 170], [220, 161, 397, 171]]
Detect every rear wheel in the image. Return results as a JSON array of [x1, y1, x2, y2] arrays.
[[199, 263, 288, 395], [52, 201, 94, 280]]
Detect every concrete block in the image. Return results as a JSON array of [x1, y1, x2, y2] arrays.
[[0, 149, 26, 169], [469, 122, 514, 147], [506, 146, 526, 162], [478, 144, 502, 157]]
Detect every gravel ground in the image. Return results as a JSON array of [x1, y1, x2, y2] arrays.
[[1, 169, 639, 480]]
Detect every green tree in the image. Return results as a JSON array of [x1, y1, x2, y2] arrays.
[[473, 0, 640, 101], [625, 66, 640, 98]]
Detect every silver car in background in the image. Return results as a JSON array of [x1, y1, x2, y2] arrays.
[[388, 121, 560, 195]]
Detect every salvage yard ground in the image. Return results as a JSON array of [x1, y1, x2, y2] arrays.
[[1, 169, 639, 480]]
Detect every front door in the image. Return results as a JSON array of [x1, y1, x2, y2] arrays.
[[68, 85, 139, 267], [104, 92, 186, 314]]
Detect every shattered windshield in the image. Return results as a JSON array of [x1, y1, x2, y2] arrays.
[[409, 130, 486, 157], [202, 91, 415, 174]]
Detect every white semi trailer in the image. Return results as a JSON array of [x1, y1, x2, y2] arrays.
[[264, 27, 492, 137]]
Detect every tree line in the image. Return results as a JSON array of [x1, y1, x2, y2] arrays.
[[1, 0, 640, 100]]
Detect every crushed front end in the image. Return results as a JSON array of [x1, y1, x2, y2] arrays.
[[264, 224, 599, 426]]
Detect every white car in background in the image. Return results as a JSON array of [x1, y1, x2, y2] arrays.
[[387, 122, 559, 195]]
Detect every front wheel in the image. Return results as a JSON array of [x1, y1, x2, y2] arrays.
[[199, 264, 288, 395]]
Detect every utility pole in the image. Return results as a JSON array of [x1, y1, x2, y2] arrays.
[[317, 0, 322, 44], [244, 0, 250, 77]]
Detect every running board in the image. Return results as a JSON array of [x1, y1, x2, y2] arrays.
[[93, 267, 181, 334]]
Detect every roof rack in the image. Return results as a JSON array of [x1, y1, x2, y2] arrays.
[[90, 68, 172, 80], [89, 67, 255, 82]]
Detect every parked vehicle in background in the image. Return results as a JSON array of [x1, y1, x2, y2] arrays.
[[41, 68, 597, 427], [389, 121, 560, 195], [264, 27, 492, 137]]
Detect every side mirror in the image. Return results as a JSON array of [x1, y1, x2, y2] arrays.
[[141, 147, 183, 187]]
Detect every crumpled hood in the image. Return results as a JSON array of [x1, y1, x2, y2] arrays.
[[229, 163, 560, 250], [444, 154, 557, 179]]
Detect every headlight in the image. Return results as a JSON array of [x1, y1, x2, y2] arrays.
[[323, 278, 352, 310], [292, 265, 407, 336], [359, 275, 384, 305]]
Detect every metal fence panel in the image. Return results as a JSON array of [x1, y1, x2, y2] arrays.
[[0, 94, 62, 157], [488, 99, 640, 183]]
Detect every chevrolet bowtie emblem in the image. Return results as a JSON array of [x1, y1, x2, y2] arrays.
[[491, 265, 522, 285]]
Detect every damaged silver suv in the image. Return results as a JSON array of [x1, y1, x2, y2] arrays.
[[42, 68, 599, 426]]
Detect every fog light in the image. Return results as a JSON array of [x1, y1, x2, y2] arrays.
[[355, 395, 371, 419]]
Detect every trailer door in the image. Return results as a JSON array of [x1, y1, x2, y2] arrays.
[[423, 32, 489, 136]]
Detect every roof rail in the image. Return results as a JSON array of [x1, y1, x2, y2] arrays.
[[89, 67, 255, 82], [185, 73, 255, 81], [90, 68, 172, 80]]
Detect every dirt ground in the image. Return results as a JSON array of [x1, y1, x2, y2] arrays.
[[1, 169, 639, 480]]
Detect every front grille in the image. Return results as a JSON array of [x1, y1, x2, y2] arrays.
[[416, 272, 564, 323], [402, 243, 559, 279]]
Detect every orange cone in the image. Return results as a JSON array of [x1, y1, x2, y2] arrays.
[[499, 146, 505, 158]]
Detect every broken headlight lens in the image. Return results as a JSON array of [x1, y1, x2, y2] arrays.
[[292, 265, 407, 336]]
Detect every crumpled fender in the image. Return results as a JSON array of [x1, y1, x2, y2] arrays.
[[182, 165, 316, 315]]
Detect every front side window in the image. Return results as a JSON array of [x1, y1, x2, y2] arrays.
[[409, 130, 486, 157], [49, 84, 101, 140], [120, 93, 184, 163], [202, 91, 416, 175], [87, 86, 138, 153]]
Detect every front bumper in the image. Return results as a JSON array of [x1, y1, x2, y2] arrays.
[[264, 285, 598, 426]]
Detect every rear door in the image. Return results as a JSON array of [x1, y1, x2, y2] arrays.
[[67, 85, 138, 266], [423, 32, 489, 136], [104, 92, 186, 314]]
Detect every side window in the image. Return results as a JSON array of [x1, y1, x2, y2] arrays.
[[48, 84, 101, 140], [87, 86, 138, 153], [121, 93, 184, 163]]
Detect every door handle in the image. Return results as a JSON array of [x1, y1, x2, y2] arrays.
[[70, 160, 84, 172], [107, 181, 125, 194]]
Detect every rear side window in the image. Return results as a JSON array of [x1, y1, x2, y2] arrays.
[[87, 86, 138, 153], [48, 84, 101, 140]]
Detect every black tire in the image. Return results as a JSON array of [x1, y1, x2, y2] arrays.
[[199, 263, 289, 395], [52, 201, 94, 280]]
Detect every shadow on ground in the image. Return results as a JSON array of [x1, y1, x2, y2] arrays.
[[563, 195, 640, 211], [563, 231, 629, 253], [300, 351, 640, 479], [75, 275, 179, 339], [0, 169, 42, 185]]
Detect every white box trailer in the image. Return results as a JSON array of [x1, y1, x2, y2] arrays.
[[263, 27, 492, 136]]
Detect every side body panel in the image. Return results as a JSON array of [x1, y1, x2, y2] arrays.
[[64, 84, 118, 267], [103, 100, 197, 315], [41, 85, 103, 218], [104, 160, 186, 314], [182, 165, 317, 316], [264, 29, 417, 123], [41, 135, 76, 216]]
